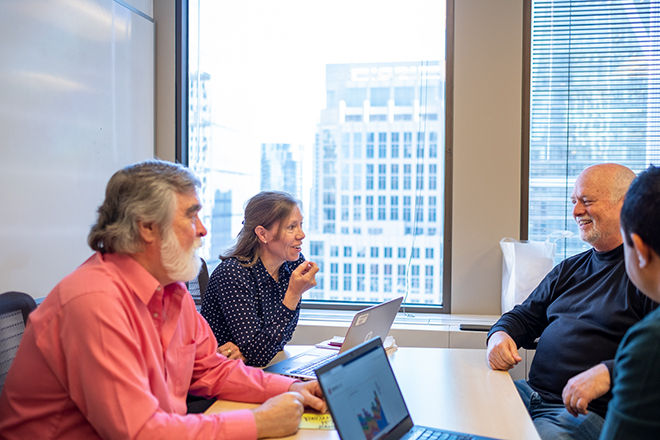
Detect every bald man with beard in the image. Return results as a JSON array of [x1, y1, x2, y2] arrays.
[[487, 164, 658, 440]]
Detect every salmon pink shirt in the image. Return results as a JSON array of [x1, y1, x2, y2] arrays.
[[0, 252, 296, 439]]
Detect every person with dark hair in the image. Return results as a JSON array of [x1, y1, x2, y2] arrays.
[[201, 191, 318, 367], [487, 163, 657, 440], [0, 161, 325, 439], [600, 164, 660, 439]]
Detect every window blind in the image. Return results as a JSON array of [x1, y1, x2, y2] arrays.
[[529, 0, 660, 261]]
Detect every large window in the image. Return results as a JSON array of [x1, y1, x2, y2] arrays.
[[528, 0, 660, 261], [187, 1, 448, 309]]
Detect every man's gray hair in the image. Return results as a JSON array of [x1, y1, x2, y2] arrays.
[[88, 160, 200, 254]]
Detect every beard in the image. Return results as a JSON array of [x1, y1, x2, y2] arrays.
[[576, 216, 602, 246], [580, 227, 601, 246], [160, 228, 201, 282]]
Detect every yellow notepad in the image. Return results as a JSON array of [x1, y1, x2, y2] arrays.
[[299, 412, 335, 430]]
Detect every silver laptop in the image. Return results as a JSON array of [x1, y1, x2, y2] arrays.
[[264, 296, 403, 380], [315, 338, 500, 440]]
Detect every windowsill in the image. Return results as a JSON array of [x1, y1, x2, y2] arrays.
[[298, 308, 499, 330], [292, 309, 498, 348]]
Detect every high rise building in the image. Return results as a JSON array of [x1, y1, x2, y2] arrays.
[[308, 62, 445, 305], [209, 189, 233, 269], [189, 72, 214, 262], [260, 143, 303, 200]]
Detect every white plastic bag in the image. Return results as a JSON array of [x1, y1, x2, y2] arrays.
[[499, 238, 556, 313]]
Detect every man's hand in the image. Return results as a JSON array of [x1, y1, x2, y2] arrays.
[[252, 392, 304, 438], [283, 261, 319, 310], [217, 342, 246, 362], [487, 331, 522, 370], [289, 380, 327, 413], [562, 363, 610, 417]]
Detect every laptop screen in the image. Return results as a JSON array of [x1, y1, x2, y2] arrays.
[[317, 340, 410, 440]]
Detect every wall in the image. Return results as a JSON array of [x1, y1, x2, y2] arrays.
[[451, 0, 523, 314], [0, 0, 155, 298], [154, 0, 176, 162]]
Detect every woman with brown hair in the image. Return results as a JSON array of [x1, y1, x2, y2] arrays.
[[201, 191, 318, 366]]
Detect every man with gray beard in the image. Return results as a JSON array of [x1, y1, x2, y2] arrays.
[[0, 160, 325, 439], [487, 164, 657, 440]]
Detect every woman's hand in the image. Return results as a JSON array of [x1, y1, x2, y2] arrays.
[[217, 341, 246, 362], [283, 261, 319, 310]]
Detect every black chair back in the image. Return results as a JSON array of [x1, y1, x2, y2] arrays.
[[0, 291, 37, 392], [187, 258, 209, 306]]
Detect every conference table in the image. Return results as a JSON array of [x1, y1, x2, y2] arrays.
[[206, 346, 541, 440]]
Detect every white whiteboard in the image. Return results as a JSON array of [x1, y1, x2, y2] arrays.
[[0, 0, 155, 298]]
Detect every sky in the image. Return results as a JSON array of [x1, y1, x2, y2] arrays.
[[188, 0, 446, 232]]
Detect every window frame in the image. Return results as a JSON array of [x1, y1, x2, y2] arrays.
[[521, 0, 531, 240], [522, 0, 659, 252], [178, 0, 455, 313]]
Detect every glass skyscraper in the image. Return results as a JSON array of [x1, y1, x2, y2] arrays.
[[307, 62, 445, 305]]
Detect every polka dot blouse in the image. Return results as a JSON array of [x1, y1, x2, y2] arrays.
[[200, 254, 305, 367]]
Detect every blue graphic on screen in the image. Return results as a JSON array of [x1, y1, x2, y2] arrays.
[[358, 391, 389, 440]]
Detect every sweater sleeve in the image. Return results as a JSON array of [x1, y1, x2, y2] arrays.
[[599, 315, 660, 440], [487, 262, 563, 348]]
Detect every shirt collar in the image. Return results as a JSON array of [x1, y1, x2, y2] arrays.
[[99, 252, 187, 305], [593, 244, 623, 263]]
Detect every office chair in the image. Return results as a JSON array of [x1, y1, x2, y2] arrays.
[[185, 259, 216, 413], [0, 291, 37, 392], [187, 257, 209, 306]]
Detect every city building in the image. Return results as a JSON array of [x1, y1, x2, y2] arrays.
[[260, 143, 303, 200], [209, 189, 233, 269], [189, 71, 215, 263], [307, 62, 445, 305]]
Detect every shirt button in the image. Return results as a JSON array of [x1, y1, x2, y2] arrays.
[[153, 312, 159, 318], [156, 286, 162, 291]]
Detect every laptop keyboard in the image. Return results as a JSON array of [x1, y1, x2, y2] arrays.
[[289, 352, 336, 377], [404, 426, 474, 440]]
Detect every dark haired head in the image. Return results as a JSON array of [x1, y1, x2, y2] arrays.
[[620, 164, 660, 256], [222, 191, 299, 266]]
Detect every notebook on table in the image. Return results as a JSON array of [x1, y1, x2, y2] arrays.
[[315, 338, 501, 440], [263, 296, 403, 380]]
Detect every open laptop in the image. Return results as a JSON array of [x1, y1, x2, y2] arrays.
[[264, 296, 403, 380], [315, 338, 500, 440]]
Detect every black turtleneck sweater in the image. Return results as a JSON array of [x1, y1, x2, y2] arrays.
[[488, 245, 658, 417]]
